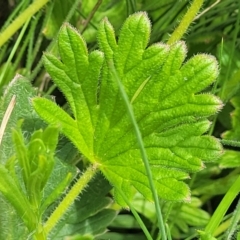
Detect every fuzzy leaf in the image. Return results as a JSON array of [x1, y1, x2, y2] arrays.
[[0, 75, 41, 163], [33, 13, 223, 203], [0, 76, 77, 238]]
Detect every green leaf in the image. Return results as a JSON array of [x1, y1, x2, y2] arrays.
[[0, 75, 79, 238], [219, 149, 240, 168], [33, 13, 223, 203], [0, 197, 28, 240], [222, 96, 240, 141], [0, 75, 41, 164], [133, 194, 210, 236], [192, 172, 239, 197], [0, 164, 35, 230], [0, 75, 44, 239]]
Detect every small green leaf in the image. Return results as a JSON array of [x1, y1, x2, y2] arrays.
[[0, 164, 35, 231], [33, 13, 223, 204], [222, 96, 240, 141], [219, 150, 240, 168], [42, 125, 59, 153], [12, 127, 31, 187]]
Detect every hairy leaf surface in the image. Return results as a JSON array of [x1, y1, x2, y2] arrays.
[[33, 12, 223, 203], [0, 76, 77, 238]]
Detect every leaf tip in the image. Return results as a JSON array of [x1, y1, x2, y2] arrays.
[[201, 162, 206, 169], [184, 195, 191, 203]]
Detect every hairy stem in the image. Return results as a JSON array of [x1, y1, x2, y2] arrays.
[[43, 164, 99, 235], [0, 0, 50, 47], [116, 186, 153, 240], [168, 0, 204, 44]]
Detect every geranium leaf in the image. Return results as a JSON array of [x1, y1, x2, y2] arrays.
[[33, 12, 223, 203]]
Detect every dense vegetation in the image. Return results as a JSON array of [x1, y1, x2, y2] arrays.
[[0, 1, 240, 239]]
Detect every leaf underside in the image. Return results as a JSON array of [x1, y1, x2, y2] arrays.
[[33, 12, 223, 203]]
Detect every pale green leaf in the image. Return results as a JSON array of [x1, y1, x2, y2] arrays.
[[0, 75, 43, 239], [33, 12, 223, 203], [0, 75, 40, 163], [219, 149, 240, 168], [0, 75, 77, 238]]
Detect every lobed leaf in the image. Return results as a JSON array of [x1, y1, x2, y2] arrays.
[[33, 12, 223, 203]]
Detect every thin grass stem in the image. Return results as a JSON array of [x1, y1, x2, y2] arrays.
[[109, 62, 167, 240], [0, 0, 50, 47], [0, 19, 30, 86], [81, 0, 102, 34], [26, 11, 42, 74], [116, 186, 153, 240], [204, 174, 240, 236], [219, 0, 240, 102]]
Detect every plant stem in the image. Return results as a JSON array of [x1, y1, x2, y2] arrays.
[[0, 0, 50, 47], [43, 164, 99, 235], [109, 63, 167, 240], [0, 19, 30, 86], [167, 0, 204, 44], [220, 139, 240, 148], [204, 174, 240, 236], [116, 186, 153, 240], [81, 0, 102, 34], [219, 0, 240, 102]]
